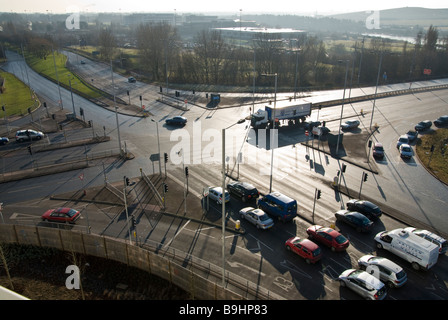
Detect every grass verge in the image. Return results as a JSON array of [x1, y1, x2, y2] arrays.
[[0, 70, 36, 117]]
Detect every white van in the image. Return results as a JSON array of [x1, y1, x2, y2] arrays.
[[374, 228, 439, 271], [404, 227, 447, 255]]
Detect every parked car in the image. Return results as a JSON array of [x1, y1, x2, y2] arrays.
[[227, 181, 259, 203], [372, 142, 384, 159], [239, 207, 274, 230], [257, 192, 297, 222], [414, 120, 432, 131], [0, 137, 9, 145], [306, 225, 349, 252], [15, 129, 44, 142], [338, 269, 387, 300], [434, 115, 448, 127], [399, 144, 413, 159], [358, 255, 407, 288], [406, 130, 418, 142], [405, 227, 448, 255], [208, 187, 230, 204], [127, 77, 136, 83], [335, 210, 373, 233], [165, 116, 187, 126], [341, 120, 360, 131], [41, 207, 81, 224], [396, 134, 409, 149], [285, 236, 322, 264], [346, 199, 382, 220]]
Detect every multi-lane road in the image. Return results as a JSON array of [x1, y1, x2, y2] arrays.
[[1, 50, 448, 300]]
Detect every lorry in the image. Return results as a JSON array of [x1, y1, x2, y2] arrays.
[[374, 228, 439, 271], [250, 101, 312, 129]]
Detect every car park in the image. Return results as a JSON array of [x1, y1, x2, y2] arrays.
[[165, 116, 187, 126], [341, 120, 360, 131], [285, 236, 322, 264], [414, 120, 432, 131], [434, 115, 448, 127], [405, 227, 448, 255], [127, 77, 136, 83], [396, 134, 409, 149], [239, 207, 274, 230], [358, 255, 407, 288], [399, 144, 412, 159], [335, 210, 373, 233], [208, 187, 230, 204], [257, 192, 297, 222], [0, 137, 9, 145], [15, 129, 44, 142], [372, 142, 384, 159], [406, 130, 418, 142], [227, 181, 259, 203], [346, 199, 382, 220], [338, 269, 387, 300], [306, 225, 349, 252], [41, 207, 81, 224]]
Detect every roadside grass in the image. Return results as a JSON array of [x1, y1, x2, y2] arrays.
[[25, 51, 103, 99], [0, 70, 36, 117], [415, 128, 448, 185]]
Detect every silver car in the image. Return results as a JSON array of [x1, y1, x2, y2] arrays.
[[338, 269, 387, 300], [208, 187, 230, 204], [239, 207, 274, 230], [358, 255, 407, 288], [15, 129, 44, 142]]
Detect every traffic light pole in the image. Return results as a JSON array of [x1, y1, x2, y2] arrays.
[[312, 188, 321, 224]]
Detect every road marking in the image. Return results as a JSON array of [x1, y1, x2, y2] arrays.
[[10, 212, 40, 220], [280, 259, 312, 279], [162, 220, 191, 249], [227, 261, 266, 276]]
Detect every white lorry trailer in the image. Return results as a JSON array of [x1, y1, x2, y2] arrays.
[[250, 101, 312, 129], [374, 228, 439, 271]]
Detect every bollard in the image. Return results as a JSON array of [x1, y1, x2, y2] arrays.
[[235, 220, 241, 231]]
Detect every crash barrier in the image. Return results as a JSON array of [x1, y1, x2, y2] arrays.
[[316, 83, 448, 108], [0, 224, 283, 300]]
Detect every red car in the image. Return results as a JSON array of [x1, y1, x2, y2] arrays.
[[41, 207, 81, 224], [285, 236, 322, 264], [306, 225, 349, 252]]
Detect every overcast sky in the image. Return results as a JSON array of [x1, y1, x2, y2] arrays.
[[3, 0, 448, 15]]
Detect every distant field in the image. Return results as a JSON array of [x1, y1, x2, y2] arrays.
[[0, 70, 36, 117]]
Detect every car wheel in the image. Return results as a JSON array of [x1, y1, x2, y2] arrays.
[[241, 196, 246, 203], [37, 136, 42, 140], [387, 281, 395, 289], [375, 241, 383, 249], [285, 245, 291, 251], [339, 280, 346, 287], [331, 246, 336, 252], [305, 258, 311, 264], [356, 227, 362, 233], [412, 262, 420, 271], [240, 213, 245, 220]]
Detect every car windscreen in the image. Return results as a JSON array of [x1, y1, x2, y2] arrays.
[[66, 209, 78, 217], [335, 235, 347, 244]]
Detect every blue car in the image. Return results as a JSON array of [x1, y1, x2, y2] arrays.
[[0, 137, 9, 145], [165, 116, 187, 126]]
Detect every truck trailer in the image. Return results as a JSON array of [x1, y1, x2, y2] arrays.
[[250, 101, 312, 129]]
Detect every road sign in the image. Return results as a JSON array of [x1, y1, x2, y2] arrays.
[[150, 153, 160, 161], [305, 130, 309, 136]]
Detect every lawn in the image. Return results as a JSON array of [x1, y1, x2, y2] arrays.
[[0, 71, 37, 117], [415, 128, 448, 185]]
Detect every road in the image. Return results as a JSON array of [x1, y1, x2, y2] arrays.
[[1, 50, 448, 300]]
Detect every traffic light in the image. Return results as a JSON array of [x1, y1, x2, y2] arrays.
[[363, 172, 368, 182], [125, 176, 130, 186], [316, 189, 321, 199], [27, 146, 32, 155], [185, 166, 189, 177], [341, 163, 347, 173], [164, 183, 168, 193], [164, 152, 168, 163]]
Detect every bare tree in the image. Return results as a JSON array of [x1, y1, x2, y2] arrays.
[[98, 28, 116, 61]]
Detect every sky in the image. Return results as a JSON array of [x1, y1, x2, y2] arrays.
[[2, 0, 448, 15]]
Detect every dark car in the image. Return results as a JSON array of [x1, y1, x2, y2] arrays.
[[372, 142, 384, 159], [335, 210, 373, 233], [0, 137, 9, 145], [306, 225, 349, 252], [165, 116, 187, 126], [414, 120, 432, 132], [406, 130, 418, 142], [227, 181, 259, 202], [346, 199, 382, 220], [128, 77, 136, 83], [41, 207, 81, 224], [434, 115, 448, 127], [341, 120, 360, 131]]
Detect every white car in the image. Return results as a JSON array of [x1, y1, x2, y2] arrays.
[[239, 207, 274, 230], [15, 129, 44, 142], [338, 269, 387, 300], [399, 144, 412, 159], [358, 255, 407, 288], [208, 187, 230, 204]]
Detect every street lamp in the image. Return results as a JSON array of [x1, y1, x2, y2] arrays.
[[110, 60, 123, 155], [151, 118, 162, 176], [67, 75, 76, 117], [369, 51, 386, 131], [336, 60, 350, 156], [221, 118, 245, 287]]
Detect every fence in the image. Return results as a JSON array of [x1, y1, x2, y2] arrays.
[[0, 224, 283, 300]]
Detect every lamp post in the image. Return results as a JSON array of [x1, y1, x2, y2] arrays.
[[67, 75, 76, 117], [369, 51, 385, 131], [151, 118, 162, 176], [336, 60, 350, 156], [110, 60, 123, 155]]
